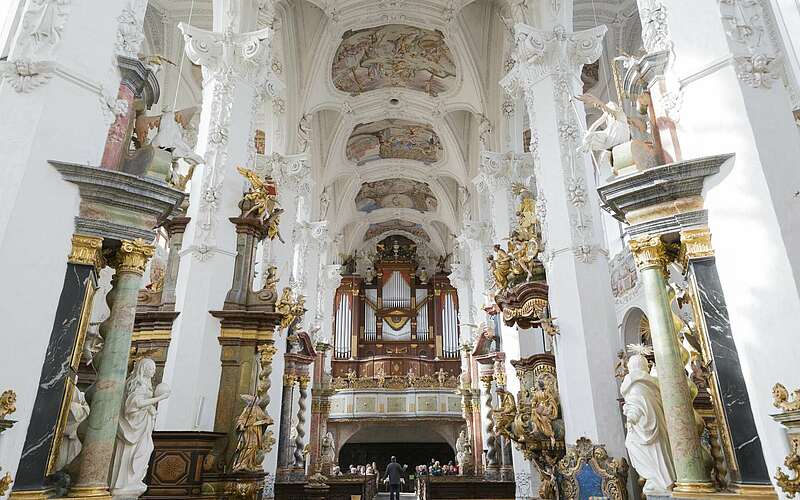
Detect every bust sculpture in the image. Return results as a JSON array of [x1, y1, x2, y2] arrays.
[[620, 346, 675, 495], [110, 357, 171, 497]]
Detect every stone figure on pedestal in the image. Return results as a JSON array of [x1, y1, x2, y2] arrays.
[[232, 394, 273, 473], [620, 345, 675, 495], [110, 357, 171, 498], [455, 429, 473, 474], [55, 388, 90, 471]]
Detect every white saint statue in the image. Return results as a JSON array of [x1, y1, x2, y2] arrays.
[[55, 388, 90, 471], [110, 357, 171, 498], [151, 111, 203, 166], [576, 94, 631, 154], [620, 345, 676, 495]]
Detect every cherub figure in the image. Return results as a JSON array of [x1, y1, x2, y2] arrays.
[[575, 94, 631, 154], [773, 383, 800, 412]]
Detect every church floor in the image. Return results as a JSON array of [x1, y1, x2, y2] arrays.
[[375, 493, 417, 499]]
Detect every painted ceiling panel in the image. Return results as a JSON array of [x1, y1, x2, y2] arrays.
[[332, 24, 456, 96], [355, 178, 438, 213], [346, 119, 442, 164]]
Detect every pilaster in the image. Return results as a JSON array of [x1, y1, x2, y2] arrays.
[[500, 22, 626, 458], [157, 17, 277, 431]]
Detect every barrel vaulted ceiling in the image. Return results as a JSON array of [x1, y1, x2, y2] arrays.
[[143, 0, 642, 261]]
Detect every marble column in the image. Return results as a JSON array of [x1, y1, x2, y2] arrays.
[[70, 240, 154, 498], [480, 374, 500, 477], [276, 375, 296, 471], [11, 236, 103, 498], [632, 0, 800, 485], [292, 376, 310, 468], [681, 228, 772, 490], [157, 5, 276, 430], [500, 19, 626, 458], [0, 0, 154, 479], [629, 235, 714, 493], [307, 345, 333, 475]]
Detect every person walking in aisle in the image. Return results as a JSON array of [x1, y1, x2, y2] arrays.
[[384, 456, 404, 500]]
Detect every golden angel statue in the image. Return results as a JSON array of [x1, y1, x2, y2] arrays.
[[531, 380, 559, 447], [236, 167, 279, 221]]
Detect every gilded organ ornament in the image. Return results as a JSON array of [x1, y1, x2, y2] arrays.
[[774, 383, 800, 413], [0, 390, 17, 420]]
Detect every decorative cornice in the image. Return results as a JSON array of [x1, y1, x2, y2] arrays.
[[112, 239, 155, 275], [68, 235, 105, 269], [628, 235, 667, 271]]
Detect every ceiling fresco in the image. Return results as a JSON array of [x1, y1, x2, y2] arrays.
[[346, 119, 442, 165], [363, 219, 430, 242], [355, 178, 438, 213], [332, 24, 456, 96]]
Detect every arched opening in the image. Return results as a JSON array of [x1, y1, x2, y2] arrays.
[[336, 424, 456, 477], [621, 306, 651, 347]]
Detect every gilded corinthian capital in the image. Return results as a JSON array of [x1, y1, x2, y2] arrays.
[[68, 234, 104, 269], [628, 235, 668, 271], [112, 239, 155, 275]]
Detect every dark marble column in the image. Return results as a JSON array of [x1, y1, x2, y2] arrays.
[[11, 236, 102, 497], [683, 230, 771, 487], [276, 375, 296, 470]]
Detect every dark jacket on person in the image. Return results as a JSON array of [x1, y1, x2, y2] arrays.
[[385, 462, 404, 485]]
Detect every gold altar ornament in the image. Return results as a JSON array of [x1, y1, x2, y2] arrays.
[[0, 470, 11, 496], [775, 437, 800, 497], [773, 383, 800, 412], [237, 167, 284, 242], [0, 390, 17, 420], [276, 288, 306, 330]]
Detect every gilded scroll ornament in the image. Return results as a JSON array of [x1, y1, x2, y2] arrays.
[[773, 383, 800, 412], [0, 390, 17, 420], [0, 469, 11, 496], [772, 382, 800, 496], [775, 437, 800, 497]]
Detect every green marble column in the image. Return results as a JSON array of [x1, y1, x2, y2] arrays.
[[70, 240, 154, 499], [629, 235, 714, 494]]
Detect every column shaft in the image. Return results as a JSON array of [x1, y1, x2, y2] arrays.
[[71, 241, 154, 497], [631, 236, 713, 491]]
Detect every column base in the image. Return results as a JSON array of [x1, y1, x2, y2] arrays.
[[66, 485, 112, 499], [729, 483, 778, 498], [8, 489, 52, 500], [671, 480, 718, 496]]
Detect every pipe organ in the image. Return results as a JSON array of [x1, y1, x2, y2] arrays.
[[331, 236, 461, 378]]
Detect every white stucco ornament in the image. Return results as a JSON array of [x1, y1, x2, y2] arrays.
[[110, 358, 171, 498], [620, 345, 675, 495]]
